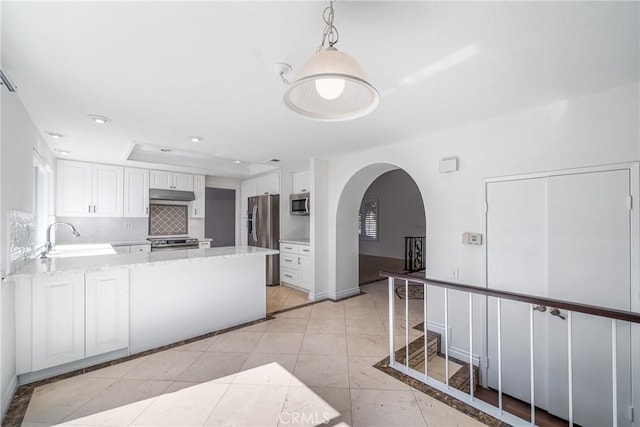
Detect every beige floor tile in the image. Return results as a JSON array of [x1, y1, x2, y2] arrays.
[[173, 336, 219, 352], [266, 317, 309, 333], [254, 332, 304, 354], [207, 331, 262, 352], [177, 351, 250, 383], [305, 317, 346, 334], [310, 302, 345, 318], [346, 334, 389, 358], [241, 352, 298, 373], [131, 381, 229, 426], [274, 305, 313, 318], [124, 350, 200, 381], [233, 361, 295, 386], [422, 356, 463, 383], [350, 388, 426, 426], [299, 333, 347, 356], [24, 377, 117, 423], [293, 355, 349, 388], [84, 356, 149, 379], [348, 356, 410, 390], [278, 386, 345, 427], [61, 379, 171, 426], [19, 422, 52, 427], [413, 390, 486, 427], [204, 384, 288, 427], [346, 315, 387, 335], [235, 320, 272, 333], [344, 305, 381, 318], [308, 387, 352, 426]]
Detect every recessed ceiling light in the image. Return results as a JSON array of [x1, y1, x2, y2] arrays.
[[190, 136, 203, 143], [54, 149, 70, 155], [88, 114, 111, 124], [233, 160, 243, 164], [46, 131, 64, 139]]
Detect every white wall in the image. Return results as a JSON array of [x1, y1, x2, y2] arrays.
[[0, 79, 56, 419], [316, 83, 640, 353], [359, 169, 426, 259]]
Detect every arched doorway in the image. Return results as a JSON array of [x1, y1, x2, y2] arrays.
[[333, 163, 426, 298]]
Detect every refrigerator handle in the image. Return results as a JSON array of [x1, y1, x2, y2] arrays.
[[305, 197, 309, 214], [252, 204, 258, 243]]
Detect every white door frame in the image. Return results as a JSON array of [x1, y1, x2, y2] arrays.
[[480, 162, 639, 422]]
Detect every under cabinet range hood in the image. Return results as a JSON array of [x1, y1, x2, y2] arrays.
[[149, 189, 196, 202]]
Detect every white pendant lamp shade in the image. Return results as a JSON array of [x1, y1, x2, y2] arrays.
[[284, 47, 380, 121]]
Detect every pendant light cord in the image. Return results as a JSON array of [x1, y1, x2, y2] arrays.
[[317, 0, 339, 53]]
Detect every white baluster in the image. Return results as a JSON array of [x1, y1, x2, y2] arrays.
[[388, 277, 395, 366], [469, 292, 474, 399], [498, 298, 503, 413], [445, 288, 449, 388], [529, 304, 535, 426], [568, 311, 573, 426], [424, 283, 428, 381], [405, 279, 410, 368], [612, 318, 618, 427]]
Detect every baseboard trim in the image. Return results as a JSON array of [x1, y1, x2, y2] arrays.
[[1, 375, 17, 422], [426, 321, 480, 366], [330, 287, 360, 300], [309, 291, 329, 302]]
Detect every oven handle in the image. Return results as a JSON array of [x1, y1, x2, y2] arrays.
[[252, 205, 258, 243]]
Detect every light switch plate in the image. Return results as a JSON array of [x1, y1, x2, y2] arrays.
[[462, 232, 483, 245]]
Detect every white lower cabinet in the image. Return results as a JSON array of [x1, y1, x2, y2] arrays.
[[32, 273, 85, 371], [28, 269, 130, 373], [85, 269, 129, 358], [279, 243, 313, 292]]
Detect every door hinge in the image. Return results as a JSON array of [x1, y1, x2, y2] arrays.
[[626, 196, 632, 210]]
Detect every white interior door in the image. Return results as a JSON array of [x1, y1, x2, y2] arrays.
[[486, 177, 549, 408], [486, 168, 633, 426], [546, 170, 632, 426]]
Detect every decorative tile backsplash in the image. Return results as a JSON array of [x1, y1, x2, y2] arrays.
[[9, 210, 36, 273], [149, 204, 188, 236]]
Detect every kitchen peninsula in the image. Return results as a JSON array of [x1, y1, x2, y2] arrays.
[[11, 246, 277, 383]]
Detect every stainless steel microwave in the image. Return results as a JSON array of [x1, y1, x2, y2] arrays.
[[290, 193, 310, 215]]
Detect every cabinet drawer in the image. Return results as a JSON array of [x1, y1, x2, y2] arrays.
[[281, 255, 297, 267], [199, 241, 211, 249], [280, 268, 299, 285], [299, 246, 312, 256], [280, 244, 298, 254], [130, 245, 151, 253], [113, 246, 130, 254]]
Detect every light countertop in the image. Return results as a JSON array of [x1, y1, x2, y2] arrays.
[[280, 238, 310, 246], [10, 246, 278, 279], [110, 240, 152, 247]]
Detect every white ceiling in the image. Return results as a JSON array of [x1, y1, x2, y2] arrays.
[[3, 1, 638, 177]]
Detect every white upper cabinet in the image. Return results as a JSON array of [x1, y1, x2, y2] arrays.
[[57, 160, 123, 217], [57, 161, 93, 217], [150, 170, 194, 191], [149, 170, 173, 190], [173, 173, 194, 191], [292, 171, 310, 194], [191, 175, 205, 218], [256, 173, 280, 195], [124, 168, 150, 217], [92, 164, 124, 216]]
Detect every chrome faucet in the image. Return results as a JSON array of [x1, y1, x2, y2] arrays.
[[40, 222, 81, 258]]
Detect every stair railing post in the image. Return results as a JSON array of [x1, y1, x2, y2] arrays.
[[469, 292, 474, 399], [388, 277, 395, 366]]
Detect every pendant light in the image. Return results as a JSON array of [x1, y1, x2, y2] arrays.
[[283, 0, 379, 121]]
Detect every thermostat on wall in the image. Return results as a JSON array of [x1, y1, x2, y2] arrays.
[[439, 157, 458, 173], [462, 232, 483, 245]]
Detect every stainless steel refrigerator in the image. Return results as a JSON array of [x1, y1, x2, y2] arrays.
[[248, 194, 280, 285]]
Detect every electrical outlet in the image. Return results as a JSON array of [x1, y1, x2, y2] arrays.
[[124, 222, 133, 230], [450, 267, 459, 279]]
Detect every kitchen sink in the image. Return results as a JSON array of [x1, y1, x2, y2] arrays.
[[46, 243, 117, 258]]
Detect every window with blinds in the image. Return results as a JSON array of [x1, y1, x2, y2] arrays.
[[359, 198, 378, 241]]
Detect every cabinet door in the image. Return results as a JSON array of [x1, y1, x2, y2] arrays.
[[85, 269, 129, 358], [173, 173, 194, 191], [256, 173, 280, 195], [150, 170, 173, 190], [292, 171, 310, 194], [124, 168, 149, 217], [56, 160, 93, 217], [191, 175, 205, 218], [130, 244, 151, 253], [32, 273, 85, 371], [93, 164, 124, 217], [299, 254, 314, 291]]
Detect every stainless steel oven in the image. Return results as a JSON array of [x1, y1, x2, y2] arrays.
[[147, 237, 199, 251]]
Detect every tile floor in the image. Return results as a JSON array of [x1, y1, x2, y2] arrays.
[[266, 285, 310, 314], [20, 280, 486, 427]]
